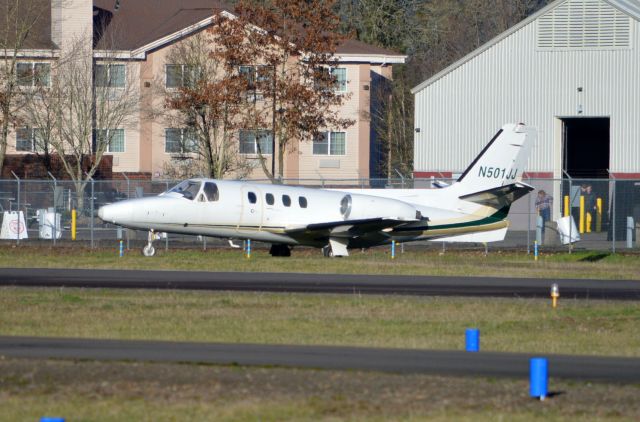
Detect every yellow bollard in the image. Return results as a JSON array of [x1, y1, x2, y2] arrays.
[[564, 195, 569, 217], [579, 196, 585, 234], [586, 212, 592, 233], [596, 198, 602, 232], [71, 209, 77, 241]]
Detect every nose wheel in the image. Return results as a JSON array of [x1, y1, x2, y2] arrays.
[[142, 230, 156, 257]]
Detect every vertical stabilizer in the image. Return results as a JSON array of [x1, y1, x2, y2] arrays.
[[453, 123, 536, 197]]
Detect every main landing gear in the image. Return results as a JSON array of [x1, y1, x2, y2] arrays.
[[322, 245, 334, 257], [143, 230, 156, 257], [269, 244, 291, 257]]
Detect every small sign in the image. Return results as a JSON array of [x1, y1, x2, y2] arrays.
[[0, 211, 28, 240]]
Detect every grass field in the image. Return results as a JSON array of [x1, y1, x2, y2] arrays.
[[1, 244, 640, 279], [1, 359, 639, 422], [1, 246, 639, 420], [2, 288, 639, 356]]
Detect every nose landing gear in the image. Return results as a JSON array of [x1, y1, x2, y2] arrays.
[[143, 230, 156, 257]]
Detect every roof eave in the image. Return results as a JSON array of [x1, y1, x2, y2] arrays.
[[411, 0, 640, 94], [410, 0, 564, 94], [336, 54, 406, 64]]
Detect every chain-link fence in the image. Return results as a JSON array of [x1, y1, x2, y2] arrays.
[[1, 176, 638, 253]]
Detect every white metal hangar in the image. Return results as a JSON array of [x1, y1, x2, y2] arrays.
[[412, 0, 640, 183]]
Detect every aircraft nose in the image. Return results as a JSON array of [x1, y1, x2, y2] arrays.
[[98, 201, 133, 224]]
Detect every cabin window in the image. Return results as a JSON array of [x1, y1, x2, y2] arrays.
[[248, 192, 257, 204], [203, 182, 219, 201], [282, 195, 291, 207], [266, 193, 274, 205], [298, 196, 307, 208]]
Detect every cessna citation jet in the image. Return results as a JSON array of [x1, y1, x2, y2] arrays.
[[98, 123, 536, 257]]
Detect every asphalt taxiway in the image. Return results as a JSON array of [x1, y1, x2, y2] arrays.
[[0, 268, 638, 299], [1, 336, 639, 383]]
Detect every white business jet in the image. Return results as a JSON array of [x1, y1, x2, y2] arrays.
[[98, 123, 536, 257]]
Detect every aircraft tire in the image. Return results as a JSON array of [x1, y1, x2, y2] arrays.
[[142, 244, 155, 257], [322, 245, 333, 258]]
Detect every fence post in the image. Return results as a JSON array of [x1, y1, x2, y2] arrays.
[[122, 173, 130, 250], [526, 175, 531, 254], [85, 174, 95, 249], [610, 172, 616, 254], [11, 172, 20, 246], [47, 172, 57, 246]]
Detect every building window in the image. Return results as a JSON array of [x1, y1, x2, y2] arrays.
[[16, 62, 50, 87], [315, 67, 346, 92], [95, 64, 125, 88], [331, 68, 347, 92], [166, 64, 199, 88], [239, 65, 271, 88], [95, 129, 125, 153], [313, 131, 345, 155], [239, 129, 273, 155], [165, 128, 197, 154], [16, 128, 43, 152]]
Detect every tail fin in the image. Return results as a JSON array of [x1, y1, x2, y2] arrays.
[[453, 123, 536, 197]]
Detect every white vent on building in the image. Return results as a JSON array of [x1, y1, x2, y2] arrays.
[[537, 0, 631, 50]]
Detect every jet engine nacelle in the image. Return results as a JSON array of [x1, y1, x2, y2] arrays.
[[340, 193, 419, 221]]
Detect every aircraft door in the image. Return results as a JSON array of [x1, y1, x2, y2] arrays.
[[240, 186, 264, 230]]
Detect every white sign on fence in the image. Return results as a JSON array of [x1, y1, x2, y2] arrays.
[[0, 211, 28, 240]]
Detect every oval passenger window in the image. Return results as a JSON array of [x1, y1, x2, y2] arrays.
[[248, 192, 257, 204], [266, 193, 274, 205], [282, 195, 291, 207], [298, 196, 307, 208]]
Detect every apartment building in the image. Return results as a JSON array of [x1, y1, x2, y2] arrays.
[[3, 0, 405, 180]]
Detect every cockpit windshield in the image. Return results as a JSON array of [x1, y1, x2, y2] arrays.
[[167, 180, 202, 200]]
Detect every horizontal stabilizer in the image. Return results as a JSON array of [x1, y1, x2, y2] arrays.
[[429, 227, 508, 243], [459, 182, 534, 209]]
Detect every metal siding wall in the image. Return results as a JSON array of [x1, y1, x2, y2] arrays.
[[414, 14, 640, 174]]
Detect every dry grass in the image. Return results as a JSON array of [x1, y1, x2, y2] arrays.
[[1, 244, 640, 279], [1, 359, 639, 421], [1, 287, 639, 356]]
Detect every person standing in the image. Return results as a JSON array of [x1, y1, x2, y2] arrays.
[[535, 190, 553, 235]]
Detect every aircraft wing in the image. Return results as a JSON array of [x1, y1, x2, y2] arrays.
[[285, 217, 412, 240]]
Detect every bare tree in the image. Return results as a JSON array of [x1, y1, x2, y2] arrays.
[[0, 0, 50, 175], [22, 36, 138, 210]]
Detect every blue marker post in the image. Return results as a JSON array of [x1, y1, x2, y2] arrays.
[[246, 239, 251, 259], [465, 328, 480, 352], [534, 240, 539, 261], [530, 357, 548, 400], [119, 240, 124, 257], [391, 240, 396, 259], [40, 418, 65, 422]]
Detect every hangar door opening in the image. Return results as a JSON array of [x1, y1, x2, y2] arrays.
[[562, 117, 610, 178], [561, 117, 611, 237]]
